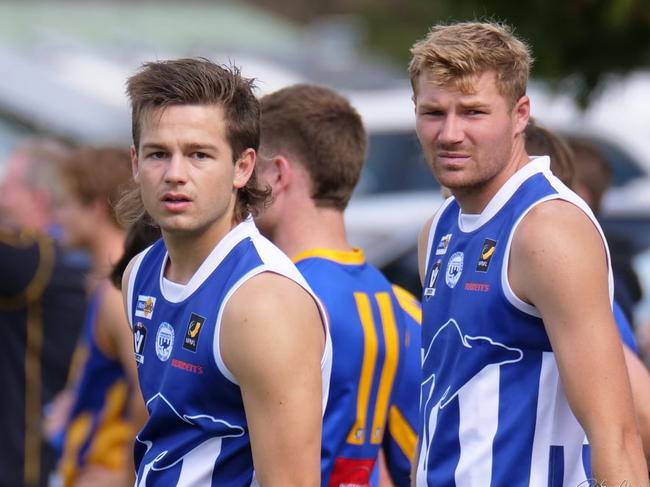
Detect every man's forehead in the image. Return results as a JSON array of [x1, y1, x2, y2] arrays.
[[415, 70, 500, 100]]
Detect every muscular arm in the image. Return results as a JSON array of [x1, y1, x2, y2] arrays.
[[509, 200, 648, 485], [221, 272, 325, 487]]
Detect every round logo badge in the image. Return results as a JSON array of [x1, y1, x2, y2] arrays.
[[155, 322, 175, 362], [445, 251, 464, 288]]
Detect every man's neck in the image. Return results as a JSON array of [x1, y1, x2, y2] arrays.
[[272, 205, 352, 261], [455, 146, 530, 214], [163, 218, 237, 285]]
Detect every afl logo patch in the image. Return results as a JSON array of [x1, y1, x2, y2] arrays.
[[476, 239, 497, 272], [183, 313, 206, 352], [445, 251, 464, 288], [155, 322, 174, 362]]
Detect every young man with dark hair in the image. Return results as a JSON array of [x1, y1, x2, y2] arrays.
[[120, 59, 331, 486], [255, 84, 421, 487], [411, 21, 647, 485]]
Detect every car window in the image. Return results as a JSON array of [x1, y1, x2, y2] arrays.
[[356, 131, 437, 195]]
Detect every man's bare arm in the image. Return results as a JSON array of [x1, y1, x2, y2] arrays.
[[222, 272, 325, 487], [510, 200, 648, 485]]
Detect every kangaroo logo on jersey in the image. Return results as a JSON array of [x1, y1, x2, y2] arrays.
[[182, 313, 205, 352], [136, 295, 156, 319], [417, 319, 523, 481], [135, 393, 245, 486], [436, 234, 452, 255], [445, 252, 464, 288], [476, 239, 497, 272], [155, 322, 174, 362], [134, 321, 147, 365], [424, 259, 442, 298]]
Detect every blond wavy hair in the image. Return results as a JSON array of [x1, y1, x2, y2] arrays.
[[409, 21, 533, 105]]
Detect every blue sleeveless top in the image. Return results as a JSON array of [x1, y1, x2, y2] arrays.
[[293, 249, 419, 487], [58, 284, 131, 486], [417, 158, 612, 486], [127, 218, 331, 487]]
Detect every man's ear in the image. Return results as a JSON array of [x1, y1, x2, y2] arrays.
[[233, 148, 256, 189], [131, 145, 140, 182], [513, 95, 530, 137]]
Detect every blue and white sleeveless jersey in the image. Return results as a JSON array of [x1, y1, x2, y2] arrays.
[[292, 249, 419, 487], [417, 157, 612, 487], [126, 218, 332, 487]]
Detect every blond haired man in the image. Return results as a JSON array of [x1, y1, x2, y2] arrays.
[[412, 21, 647, 486]]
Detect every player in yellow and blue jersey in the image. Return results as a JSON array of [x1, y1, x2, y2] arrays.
[[256, 84, 420, 486]]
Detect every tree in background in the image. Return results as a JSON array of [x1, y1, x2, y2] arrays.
[[250, 0, 650, 107]]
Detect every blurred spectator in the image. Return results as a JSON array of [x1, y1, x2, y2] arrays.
[[44, 146, 146, 487], [0, 139, 87, 487], [524, 118, 574, 187], [569, 137, 643, 326]]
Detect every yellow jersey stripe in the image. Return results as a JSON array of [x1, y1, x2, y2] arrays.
[[388, 405, 417, 460], [293, 248, 365, 266], [391, 285, 422, 325]]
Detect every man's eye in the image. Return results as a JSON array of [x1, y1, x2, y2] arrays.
[[193, 152, 209, 160], [149, 152, 167, 160]]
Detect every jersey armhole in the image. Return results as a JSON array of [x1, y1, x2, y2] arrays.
[[424, 197, 455, 272], [126, 246, 152, 329], [501, 191, 613, 317]]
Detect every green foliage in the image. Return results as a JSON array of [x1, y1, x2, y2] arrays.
[[359, 0, 650, 107]]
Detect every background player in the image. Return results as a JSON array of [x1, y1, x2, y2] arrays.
[[412, 21, 647, 485], [255, 84, 420, 487], [45, 146, 146, 487], [119, 58, 330, 486]]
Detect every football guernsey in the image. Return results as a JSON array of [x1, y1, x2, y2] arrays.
[[418, 157, 612, 486], [126, 218, 332, 487], [57, 284, 132, 487], [293, 249, 419, 487]]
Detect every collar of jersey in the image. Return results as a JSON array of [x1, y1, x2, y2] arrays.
[[292, 248, 365, 265]]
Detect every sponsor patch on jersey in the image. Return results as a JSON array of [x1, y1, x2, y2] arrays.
[[182, 313, 205, 352], [133, 321, 147, 365], [155, 322, 174, 362], [464, 282, 490, 292], [171, 358, 204, 375], [476, 239, 497, 272], [445, 251, 464, 288], [436, 233, 452, 255], [135, 295, 156, 319], [424, 259, 442, 299]]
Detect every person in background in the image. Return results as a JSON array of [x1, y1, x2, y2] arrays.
[[412, 20, 646, 485], [45, 146, 146, 487], [118, 58, 330, 486], [255, 84, 420, 487], [526, 120, 650, 464], [0, 139, 87, 487]]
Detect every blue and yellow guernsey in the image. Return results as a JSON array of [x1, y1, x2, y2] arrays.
[[126, 218, 331, 487], [58, 285, 132, 487], [418, 157, 613, 486], [293, 248, 420, 487]]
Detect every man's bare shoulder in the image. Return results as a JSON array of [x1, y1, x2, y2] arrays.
[[221, 271, 324, 383], [513, 198, 602, 253]]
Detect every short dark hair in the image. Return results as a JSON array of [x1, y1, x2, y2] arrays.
[[260, 84, 367, 210], [121, 58, 270, 224]]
